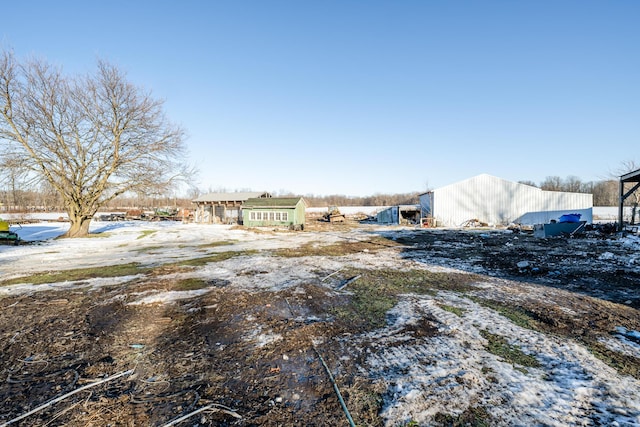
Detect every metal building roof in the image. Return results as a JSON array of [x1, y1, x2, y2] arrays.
[[242, 197, 305, 208], [192, 192, 270, 203]]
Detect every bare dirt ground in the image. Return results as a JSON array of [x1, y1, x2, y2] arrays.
[[0, 219, 639, 426], [384, 225, 640, 310]]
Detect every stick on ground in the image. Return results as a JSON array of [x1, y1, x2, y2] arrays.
[[0, 369, 134, 427]]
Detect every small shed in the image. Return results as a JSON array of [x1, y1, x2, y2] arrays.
[[192, 192, 271, 224], [377, 205, 421, 225], [241, 197, 307, 229]]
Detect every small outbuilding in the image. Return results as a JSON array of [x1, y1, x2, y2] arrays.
[[377, 205, 421, 225], [420, 174, 593, 227], [192, 192, 271, 224], [241, 197, 307, 230]]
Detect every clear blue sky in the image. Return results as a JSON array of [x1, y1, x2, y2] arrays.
[[3, 1, 639, 196]]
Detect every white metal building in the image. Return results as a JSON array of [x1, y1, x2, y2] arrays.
[[419, 174, 593, 227]]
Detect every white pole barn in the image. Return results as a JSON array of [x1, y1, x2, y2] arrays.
[[419, 174, 593, 227]]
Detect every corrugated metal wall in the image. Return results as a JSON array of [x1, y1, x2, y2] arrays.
[[423, 174, 593, 227], [377, 206, 399, 224]]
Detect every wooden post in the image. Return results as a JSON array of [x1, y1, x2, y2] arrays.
[[619, 179, 624, 232]]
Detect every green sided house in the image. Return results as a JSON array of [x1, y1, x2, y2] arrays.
[[242, 197, 307, 229]]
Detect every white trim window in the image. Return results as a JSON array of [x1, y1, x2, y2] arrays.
[[249, 210, 289, 221]]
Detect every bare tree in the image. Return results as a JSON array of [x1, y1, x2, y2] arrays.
[[591, 180, 617, 206], [563, 175, 584, 193], [539, 176, 589, 193], [540, 176, 563, 191], [38, 181, 62, 211], [0, 152, 29, 210], [0, 50, 192, 237]]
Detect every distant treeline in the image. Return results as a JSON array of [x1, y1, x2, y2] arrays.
[[521, 176, 620, 206], [296, 192, 419, 207], [0, 176, 633, 212], [301, 176, 622, 207]]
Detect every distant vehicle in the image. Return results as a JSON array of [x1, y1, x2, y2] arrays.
[[96, 213, 126, 221], [0, 218, 20, 244], [152, 207, 179, 221]]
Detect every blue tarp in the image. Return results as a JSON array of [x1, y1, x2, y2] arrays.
[[559, 213, 581, 223]]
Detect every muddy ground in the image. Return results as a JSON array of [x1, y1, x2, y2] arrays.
[[384, 225, 640, 310], [0, 220, 639, 426]]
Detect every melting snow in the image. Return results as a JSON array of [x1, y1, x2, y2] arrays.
[[1, 219, 640, 425]]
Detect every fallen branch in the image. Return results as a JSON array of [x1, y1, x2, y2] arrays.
[[0, 369, 134, 427], [161, 403, 242, 426], [321, 268, 343, 282], [336, 275, 361, 291], [283, 297, 296, 317], [313, 346, 356, 427]]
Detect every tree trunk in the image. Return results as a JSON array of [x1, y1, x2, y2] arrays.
[[63, 213, 93, 238]]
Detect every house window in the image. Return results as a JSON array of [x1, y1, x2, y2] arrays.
[[250, 210, 289, 222]]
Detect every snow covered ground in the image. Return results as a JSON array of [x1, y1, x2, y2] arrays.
[[1, 219, 639, 425]]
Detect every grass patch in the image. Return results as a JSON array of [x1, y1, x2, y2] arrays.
[[480, 329, 540, 372], [470, 297, 640, 380], [172, 250, 258, 267], [440, 304, 465, 317], [0, 263, 148, 286], [346, 268, 478, 294], [470, 297, 536, 330], [331, 285, 397, 329], [330, 268, 477, 330], [274, 236, 400, 257], [137, 230, 158, 239], [196, 240, 237, 248], [87, 232, 112, 238], [433, 406, 493, 426], [587, 341, 640, 380], [342, 378, 384, 427], [172, 278, 210, 291], [134, 245, 167, 253]]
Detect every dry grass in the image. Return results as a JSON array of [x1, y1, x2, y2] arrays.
[[0, 262, 148, 287], [330, 268, 478, 330], [274, 236, 400, 258]]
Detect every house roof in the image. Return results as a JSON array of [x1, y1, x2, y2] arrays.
[[192, 192, 270, 203], [243, 197, 306, 209]]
